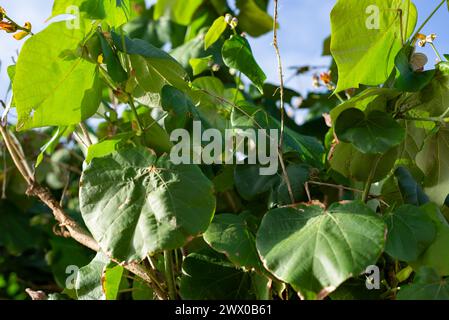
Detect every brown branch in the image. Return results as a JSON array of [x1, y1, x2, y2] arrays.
[[0, 124, 167, 300], [273, 0, 295, 204]]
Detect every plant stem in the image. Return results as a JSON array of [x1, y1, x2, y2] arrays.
[[128, 95, 144, 134], [413, 0, 446, 39], [430, 43, 444, 62], [273, 0, 295, 205], [79, 123, 93, 147], [362, 155, 381, 203], [164, 250, 177, 300], [335, 92, 345, 104]]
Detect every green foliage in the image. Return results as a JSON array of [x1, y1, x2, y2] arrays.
[[79, 147, 215, 262], [330, 0, 417, 92], [256, 201, 385, 299], [2, 0, 449, 301]]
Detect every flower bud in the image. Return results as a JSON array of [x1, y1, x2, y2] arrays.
[[224, 14, 232, 24], [211, 64, 220, 72], [230, 17, 238, 29]]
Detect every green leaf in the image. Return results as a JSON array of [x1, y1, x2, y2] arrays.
[[204, 213, 262, 269], [86, 133, 133, 164], [14, 22, 102, 130], [335, 109, 405, 154], [132, 278, 154, 300], [222, 35, 266, 93], [415, 70, 449, 117], [234, 165, 280, 201], [256, 201, 385, 299], [397, 267, 449, 300], [204, 17, 227, 50], [102, 265, 125, 300], [161, 85, 199, 133], [154, 0, 204, 26], [98, 31, 127, 84], [272, 164, 311, 206], [330, 88, 400, 123], [394, 46, 436, 92], [179, 249, 254, 299], [330, 143, 399, 182], [330, 0, 417, 92], [384, 205, 436, 262], [75, 252, 109, 300], [52, 0, 132, 27], [79, 147, 216, 262], [189, 56, 213, 76], [411, 203, 449, 276], [111, 31, 189, 94], [236, 0, 274, 37], [416, 126, 449, 206], [395, 167, 429, 206], [231, 102, 324, 166]]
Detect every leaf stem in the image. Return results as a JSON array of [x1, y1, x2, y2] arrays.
[[362, 155, 381, 203], [413, 0, 446, 39], [164, 250, 177, 300], [128, 95, 144, 134], [429, 43, 444, 62]]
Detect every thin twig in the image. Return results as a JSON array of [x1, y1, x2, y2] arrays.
[[273, 0, 295, 204], [79, 123, 93, 147]]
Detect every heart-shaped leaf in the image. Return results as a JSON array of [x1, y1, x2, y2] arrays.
[[79, 147, 216, 262], [256, 201, 385, 299], [384, 205, 436, 262], [397, 267, 449, 300], [204, 213, 262, 269], [335, 109, 405, 154], [330, 0, 417, 92]]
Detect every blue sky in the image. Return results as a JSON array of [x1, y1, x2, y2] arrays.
[[0, 0, 448, 101]]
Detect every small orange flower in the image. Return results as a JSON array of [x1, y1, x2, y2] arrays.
[[319, 71, 332, 85], [0, 21, 17, 33]]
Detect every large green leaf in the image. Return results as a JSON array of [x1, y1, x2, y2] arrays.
[[52, 0, 132, 27], [397, 267, 449, 300], [222, 35, 266, 93], [179, 249, 254, 299], [330, 0, 417, 92], [416, 126, 449, 206], [75, 252, 109, 300], [79, 147, 216, 262], [236, 0, 274, 37], [330, 143, 399, 182], [154, 0, 204, 26], [111, 31, 189, 94], [256, 201, 385, 299], [334, 109, 405, 154], [14, 22, 102, 130], [415, 70, 449, 117], [204, 213, 262, 270], [411, 203, 449, 276], [384, 205, 436, 262], [329, 88, 400, 123]]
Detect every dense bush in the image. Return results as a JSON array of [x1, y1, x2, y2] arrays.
[[0, 0, 449, 300]]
